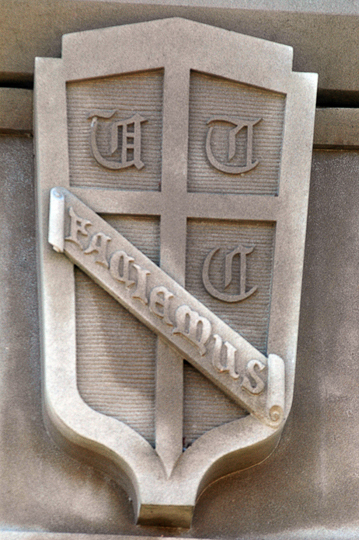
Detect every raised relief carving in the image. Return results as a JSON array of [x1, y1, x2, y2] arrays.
[[65, 206, 91, 247], [202, 245, 257, 302], [205, 116, 261, 174], [172, 305, 212, 356], [49, 187, 285, 427], [36, 18, 317, 529], [84, 232, 111, 267], [131, 264, 151, 305], [242, 359, 266, 395], [212, 334, 240, 379], [109, 250, 136, 288], [87, 110, 146, 170], [149, 286, 174, 325]]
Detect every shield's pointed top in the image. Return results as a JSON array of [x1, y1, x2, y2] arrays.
[[62, 17, 294, 79]]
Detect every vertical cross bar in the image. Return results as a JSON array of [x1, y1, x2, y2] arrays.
[[155, 64, 190, 475]]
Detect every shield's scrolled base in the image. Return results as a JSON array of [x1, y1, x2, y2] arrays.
[[43, 389, 283, 527]]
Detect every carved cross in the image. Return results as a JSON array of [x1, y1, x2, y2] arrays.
[[70, 66, 279, 475]]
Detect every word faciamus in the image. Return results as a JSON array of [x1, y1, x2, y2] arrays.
[[48, 187, 285, 426]]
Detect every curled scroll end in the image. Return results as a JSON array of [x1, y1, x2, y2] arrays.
[[48, 188, 65, 253], [266, 353, 285, 426], [269, 405, 283, 423]]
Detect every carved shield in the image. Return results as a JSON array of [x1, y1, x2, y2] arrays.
[[35, 18, 317, 527]]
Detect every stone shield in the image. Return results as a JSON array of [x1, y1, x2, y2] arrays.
[[35, 18, 317, 527]]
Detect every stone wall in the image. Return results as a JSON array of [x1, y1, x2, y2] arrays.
[[1, 2, 359, 538]]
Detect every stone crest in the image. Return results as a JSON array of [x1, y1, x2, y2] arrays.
[[35, 19, 317, 527]]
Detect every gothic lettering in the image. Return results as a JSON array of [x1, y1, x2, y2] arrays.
[[241, 359, 265, 395], [65, 207, 91, 247], [109, 250, 135, 288], [202, 245, 257, 302], [61, 204, 269, 398], [87, 110, 147, 171], [132, 264, 150, 304], [149, 286, 174, 326], [212, 334, 239, 379], [173, 305, 212, 356], [206, 116, 261, 174], [83, 232, 111, 267]]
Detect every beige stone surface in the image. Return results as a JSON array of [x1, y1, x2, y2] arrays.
[[2, 133, 359, 539], [2, 533, 359, 540], [314, 108, 359, 148], [0, 88, 32, 133], [1, 0, 359, 92], [4, 86, 359, 149], [34, 18, 316, 527], [0, 135, 135, 535], [1, 7, 359, 540]]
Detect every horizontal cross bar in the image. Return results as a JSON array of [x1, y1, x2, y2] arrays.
[[70, 188, 280, 222]]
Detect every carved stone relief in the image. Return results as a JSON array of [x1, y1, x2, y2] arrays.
[[35, 18, 317, 527]]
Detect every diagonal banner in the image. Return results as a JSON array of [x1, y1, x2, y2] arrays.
[[48, 187, 285, 426]]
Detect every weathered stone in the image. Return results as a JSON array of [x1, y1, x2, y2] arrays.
[[1, 1, 359, 93], [1, 4, 359, 540], [35, 18, 316, 527], [314, 108, 359, 148], [0, 135, 130, 534], [0, 88, 32, 133], [5, 86, 359, 150], [2, 125, 359, 539]]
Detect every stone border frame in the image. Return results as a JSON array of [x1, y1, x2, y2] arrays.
[[35, 18, 317, 527]]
